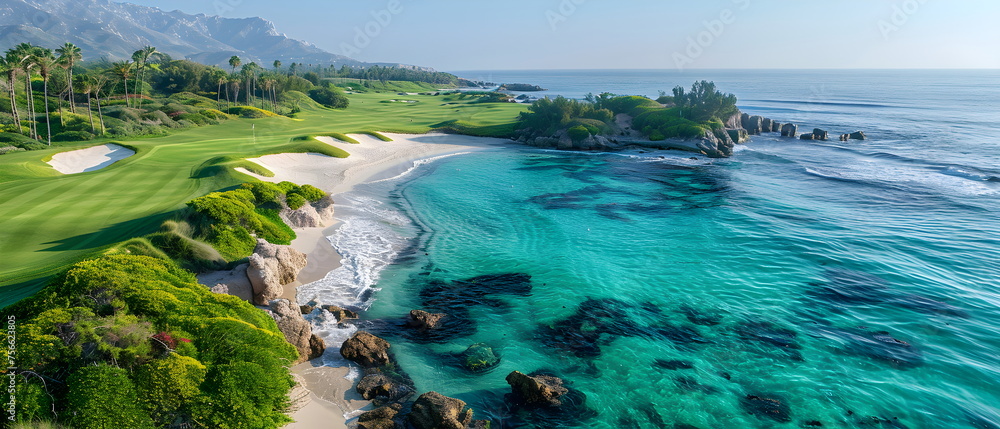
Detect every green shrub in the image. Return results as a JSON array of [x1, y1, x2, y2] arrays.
[[135, 353, 207, 426], [66, 365, 156, 429], [649, 130, 666, 141], [567, 125, 590, 142], [225, 106, 280, 118], [241, 181, 285, 205], [308, 85, 350, 109], [52, 131, 95, 142], [285, 193, 306, 210], [200, 109, 231, 120], [293, 184, 325, 202], [0, 145, 25, 155], [0, 132, 36, 144]]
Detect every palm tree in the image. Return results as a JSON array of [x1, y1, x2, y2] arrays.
[[0, 56, 19, 133], [228, 56, 241, 75], [108, 60, 133, 108], [31, 48, 57, 145], [90, 73, 109, 135], [55, 42, 82, 113], [131, 46, 157, 104], [75, 74, 96, 134], [10, 43, 37, 138], [273, 60, 281, 71], [209, 68, 227, 110]]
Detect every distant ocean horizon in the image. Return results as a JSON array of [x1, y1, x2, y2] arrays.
[[304, 69, 1000, 428]]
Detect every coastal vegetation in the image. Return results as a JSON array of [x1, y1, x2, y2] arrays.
[[516, 80, 738, 143]]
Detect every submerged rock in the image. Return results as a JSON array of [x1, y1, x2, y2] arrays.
[[356, 370, 415, 404], [247, 239, 307, 305], [740, 393, 792, 423], [819, 327, 924, 368], [653, 359, 694, 370], [409, 392, 474, 429], [538, 298, 641, 358], [322, 305, 359, 323], [340, 331, 391, 368], [506, 371, 569, 407], [810, 268, 968, 317], [674, 376, 719, 394], [459, 343, 501, 373], [849, 131, 867, 140], [407, 309, 446, 330], [736, 321, 801, 349], [781, 123, 798, 137], [679, 304, 724, 326]]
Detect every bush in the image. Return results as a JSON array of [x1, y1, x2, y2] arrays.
[[0, 145, 25, 155], [293, 184, 325, 202], [135, 353, 207, 426], [225, 106, 279, 119], [308, 85, 350, 109], [0, 132, 36, 144], [567, 125, 590, 142], [52, 131, 95, 142], [66, 365, 156, 429], [285, 193, 306, 210], [200, 109, 231, 121]]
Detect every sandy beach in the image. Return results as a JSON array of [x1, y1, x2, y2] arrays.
[[263, 132, 508, 428]]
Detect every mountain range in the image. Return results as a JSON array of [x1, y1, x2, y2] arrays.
[[0, 0, 428, 70]]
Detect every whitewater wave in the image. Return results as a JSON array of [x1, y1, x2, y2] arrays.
[[804, 162, 998, 197]]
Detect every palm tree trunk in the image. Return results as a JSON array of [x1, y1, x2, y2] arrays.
[[43, 77, 51, 145], [96, 92, 105, 135], [86, 93, 95, 134], [8, 77, 19, 132], [25, 74, 36, 139], [217, 82, 222, 110], [58, 92, 65, 128], [123, 76, 129, 108], [68, 67, 76, 113]]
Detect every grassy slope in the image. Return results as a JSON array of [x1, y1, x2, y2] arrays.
[[0, 92, 526, 305]]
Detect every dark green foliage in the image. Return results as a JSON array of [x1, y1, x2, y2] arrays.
[[295, 184, 325, 202], [66, 365, 156, 429], [671, 80, 739, 122], [633, 108, 708, 139], [146, 221, 227, 271], [241, 181, 285, 205], [0, 132, 36, 144], [0, 254, 298, 429], [308, 85, 350, 109], [186, 188, 294, 259], [590, 94, 661, 116], [225, 106, 279, 118], [52, 131, 94, 142], [518, 96, 614, 135]]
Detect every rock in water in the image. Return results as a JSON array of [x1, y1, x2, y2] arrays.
[[356, 371, 415, 404], [323, 305, 359, 323], [268, 299, 325, 364], [800, 133, 816, 140], [849, 131, 867, 140], [340, 331, 391, 368], [459, 343, 501, 373], [407, 309, 446, 330], [740, 393, 792, 423], [357, 403, 403, 429], [506, 371, 569, 407], [813, 128, 829, 141], [781, 123, 798, 137], [744, 115, 764, 135], [247, 239, 307, 305], [727, 129, 750, 144], [771, 121, 782, 132], [409, 392, 474, 429]]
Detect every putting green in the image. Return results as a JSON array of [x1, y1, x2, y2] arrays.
[[0, 92, 527, 305]]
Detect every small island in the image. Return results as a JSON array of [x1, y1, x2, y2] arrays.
[[498, 83, 546, 92]]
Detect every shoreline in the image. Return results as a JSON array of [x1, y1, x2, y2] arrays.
[[270, 132, 510, 428]]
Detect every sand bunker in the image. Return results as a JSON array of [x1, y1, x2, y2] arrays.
[[47, 144, 135, 174]]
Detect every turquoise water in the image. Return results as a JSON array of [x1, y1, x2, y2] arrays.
[[300, 71, 1000, 428]]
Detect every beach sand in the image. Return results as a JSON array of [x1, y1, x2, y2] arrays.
[[273, 132, 509, 428], [47, 143, 135, 174]]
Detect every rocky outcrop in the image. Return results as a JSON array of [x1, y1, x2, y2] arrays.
[[505, 371, 569, 407], [357, 403, 403, 429], [407, 310, 445, 330], [356, 370, 415, 404], [781, 123, 798, 137], [280, 195, 335, 228], [498, 83, 545, 92], [459, 343, 500, 373], [247, 239, 308, 305], [849, 131, 867, 140], [697, 129, 734, 158], [761, 118, 773, 132], [771, 121, 782, 133], [724, 112, 743, 130], [268, 299, 326, 364], [340, 331, 391, 368], [742, 114, 764, 135], [408, 392, 474, 429], [727, 128, 750, 144], [812, 128, 829, 141], [800, 133, 815, 140], [322, 305, 359, 323]]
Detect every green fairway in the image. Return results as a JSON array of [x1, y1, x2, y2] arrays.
[[0, 92, 526, 305]]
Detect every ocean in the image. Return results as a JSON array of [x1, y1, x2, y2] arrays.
[[298, 70, 1000, 428]]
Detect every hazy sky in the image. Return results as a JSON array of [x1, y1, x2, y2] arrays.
[[120, 0, 1000, 71]]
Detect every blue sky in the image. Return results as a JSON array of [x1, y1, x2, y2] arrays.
[[122, 0, 1000, 71]]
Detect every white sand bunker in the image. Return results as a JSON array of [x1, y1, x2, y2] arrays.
[[47, 144, 135, 174]]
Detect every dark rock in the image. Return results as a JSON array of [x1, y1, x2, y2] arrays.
[[781, 123, 798, 137], [741, 393, 792, 423], [762, 118, 773, 131], [357, 403, 403, 429], [840, 134, 850, 141], [830, 328, 924, 368], [356, 370, 415, 404], [468, 420, 492, 429], [639, 403, 667, 428], [498, 83, 545, 92], [299, 304, 315, 314], [308, 334, 325, 360], [409, 392, 473, 429], [772, 121, 782, 132], [506, 371, 569, 407], [680, 304, 723, 326], [407, 310, 446, 330], [727, 129, 750, 144], [675, 424, 703, 429], [809, 269, 967, 317], [323, 305, 359, 322], [538, 298, 642, 358], [744, 115, 764, 135], [849, 131, 867, 140], [653, 359, 694, 370], [340, 331, 391, 368], [268, 299, 321, 364], [736, 321, 801, 350], [459, 343, 501, 373], [813, 128, 829, 141], [800, 133, 815, 140], [803, 420, 824, 427]]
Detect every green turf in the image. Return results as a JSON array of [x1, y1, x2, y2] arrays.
[[0, 92, 526, 305]]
